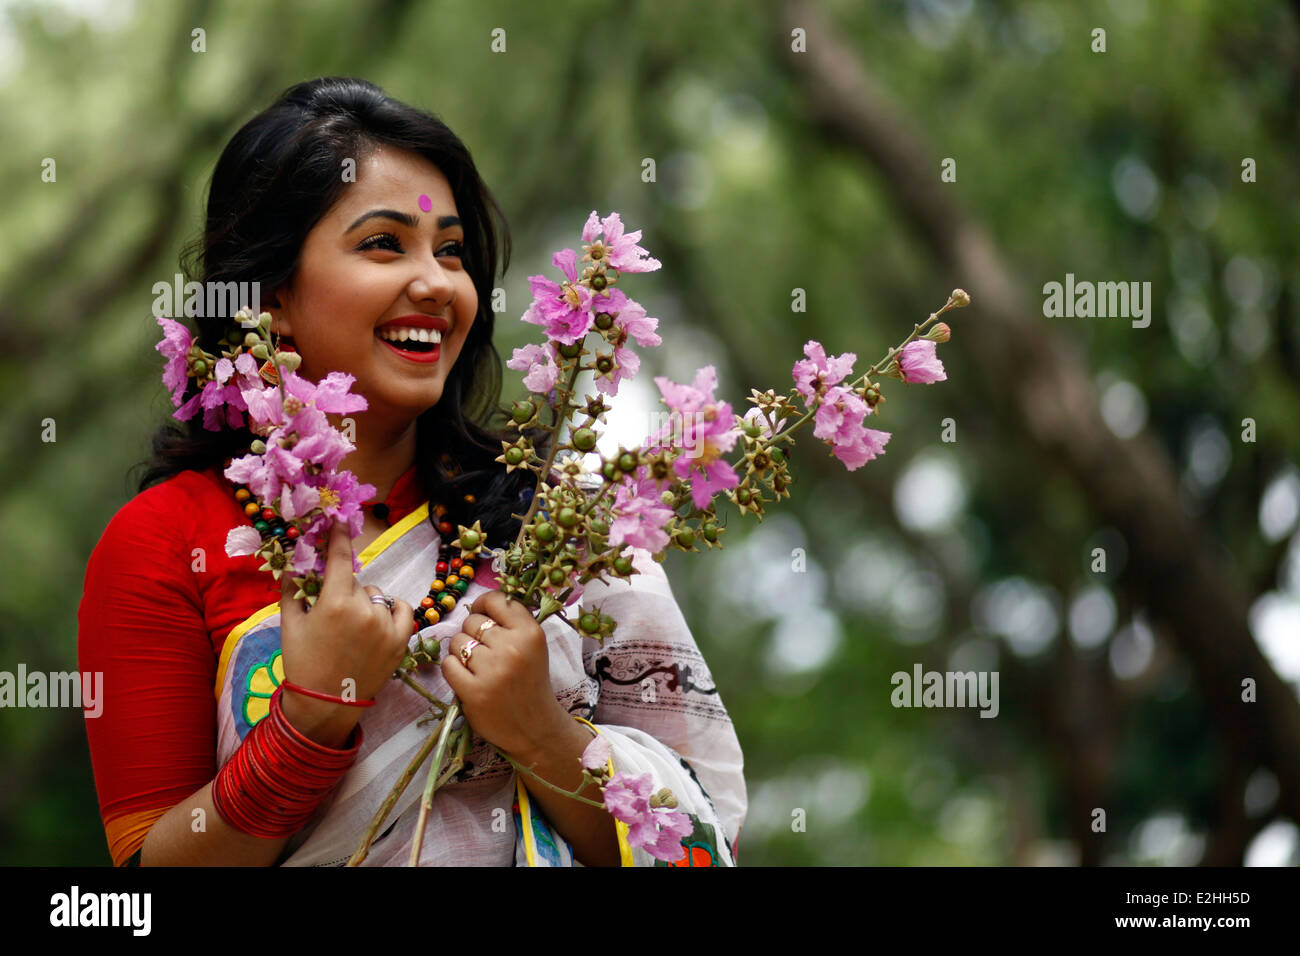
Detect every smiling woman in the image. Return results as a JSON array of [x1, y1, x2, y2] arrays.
[[75, 76, 747, 869]]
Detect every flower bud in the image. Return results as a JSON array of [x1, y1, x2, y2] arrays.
[[950, 289, 970, 308], [249, 439, 267, 455], [925, 322, 951, 343], [244, 332, 262, 349], [277, 351, 302, 372], [250, 343, 270, 360], [258, 312, 273, 332]]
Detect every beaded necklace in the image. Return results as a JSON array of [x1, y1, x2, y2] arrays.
[[224, 463, 484, 635]]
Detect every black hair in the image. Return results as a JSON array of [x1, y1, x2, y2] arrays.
[[132, 76, 549, 546]]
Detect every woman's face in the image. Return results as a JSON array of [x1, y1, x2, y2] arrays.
[[272, 146, 478, 427]]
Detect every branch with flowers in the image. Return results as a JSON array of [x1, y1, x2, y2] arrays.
[[154, 211, 967, 867]]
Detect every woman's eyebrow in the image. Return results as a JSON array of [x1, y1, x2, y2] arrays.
[[346, 209, 462, 232]]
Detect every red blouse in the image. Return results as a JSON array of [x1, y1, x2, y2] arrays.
[[77, 464, 425, 866]]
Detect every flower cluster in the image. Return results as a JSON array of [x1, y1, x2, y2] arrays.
[[156, 308, 375, 602], [579, 735, 693, 862]]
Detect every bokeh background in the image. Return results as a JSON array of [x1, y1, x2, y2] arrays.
[[2, 0, 1298, 866]]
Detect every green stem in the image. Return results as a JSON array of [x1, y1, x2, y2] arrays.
[[409, 700, 461, 865], [347, 717, 443, 866], [396, 671, 447, 714], [495, 746, 607, 808]]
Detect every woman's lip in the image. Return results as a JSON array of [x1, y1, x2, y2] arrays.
[[377, 334, 441, 363]]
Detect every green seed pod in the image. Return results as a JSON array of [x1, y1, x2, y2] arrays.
[[594, 311, 613, 330], [618, 452, 637, 473], [459, 529, 481, 550], [580, 612, 599, 633], [590, 519, 609, 537], [613, 556, 634, 575], [558, 342, 582, 359], [769, 447, 785, 464], [549, 567, 566, 586], [535, 522, 556, 542], [556, 507, 579, 528], [572, 427, 597, 451], [505, 447, 524, 466], [736, 488, 752, 504], [674, 529, 696, 549], [702, 522, 718, 542], [602, 461, 618, 481]]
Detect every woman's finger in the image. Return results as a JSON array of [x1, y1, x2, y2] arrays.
[[319, 520, 357, 602]]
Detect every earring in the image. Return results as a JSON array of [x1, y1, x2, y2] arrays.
[[259, 333, 296, 385]]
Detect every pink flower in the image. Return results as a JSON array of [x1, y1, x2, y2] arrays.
[[506, 342, 560, 396], [814, 385, 890, 471], [580, 734, 612, 774], [792, 340, 857, 405], [609, 478, 676, 553], [581, 210, 662, 273], [601, 772, 693, 862], [224, 525, 263, 558], [899, 339, 946, 384], [284, 370, 369, 416], [651, 366, 742, 509], [155, 317, 193, 406], [522, 249, 594, 346]]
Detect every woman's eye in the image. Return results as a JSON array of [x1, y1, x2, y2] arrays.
[[357, 232, 403, 252], [356, 234, 464, 259]]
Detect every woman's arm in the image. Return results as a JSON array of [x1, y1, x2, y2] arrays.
[[139, 693, 360, 866], [508, 714, 622, 867]]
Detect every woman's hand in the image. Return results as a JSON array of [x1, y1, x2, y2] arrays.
[[443, 591, 569, 759], [277, 520, 413, 746]]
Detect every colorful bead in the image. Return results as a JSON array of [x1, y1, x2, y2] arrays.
[[235, 489, 251, 502], [438, 594, 456, 611], [445, 574, 459, 588], [286, 526, 300, 540], [450, 557, 463, 570], [424, 608, 440, 624], [254, 520, 269, 533], [261, 508, 275, 522], [437, 521, 452, 534], [430, 580, 444, 592], [244, 502, 260, 518], [460, 565, 475, 580], [420, 597, 435, 609], [436, 561, 448, 575]]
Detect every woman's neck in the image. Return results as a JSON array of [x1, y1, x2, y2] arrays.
[[334, 412, 418, 502]]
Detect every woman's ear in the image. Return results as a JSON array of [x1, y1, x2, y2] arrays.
[[264, 289, 293, 341]]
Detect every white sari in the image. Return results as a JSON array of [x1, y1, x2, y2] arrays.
[[213, 502, 747, 866]]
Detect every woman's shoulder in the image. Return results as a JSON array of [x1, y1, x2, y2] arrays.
[[93, 467, 239, 561]]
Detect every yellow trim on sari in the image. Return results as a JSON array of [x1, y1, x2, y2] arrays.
[[571, 715, 635, 866], [214, 503, 431, 698]]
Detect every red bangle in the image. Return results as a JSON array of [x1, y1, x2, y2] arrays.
[[211, 687, 364, 839], [280, 679, 377, 708]]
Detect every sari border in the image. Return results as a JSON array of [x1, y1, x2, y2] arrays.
[[213, 502, 432, 698]]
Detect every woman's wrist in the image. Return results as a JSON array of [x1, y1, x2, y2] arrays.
[[279, 689, 363, 749]]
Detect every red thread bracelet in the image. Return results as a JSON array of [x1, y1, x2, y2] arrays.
[[280, 678, 377, 707]]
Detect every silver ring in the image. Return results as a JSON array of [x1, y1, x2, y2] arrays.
[[370, 593, 396, 610]]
